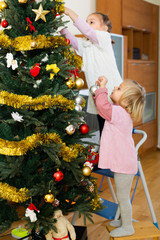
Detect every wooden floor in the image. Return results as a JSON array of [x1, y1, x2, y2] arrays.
[[1, 150, 160, 240]]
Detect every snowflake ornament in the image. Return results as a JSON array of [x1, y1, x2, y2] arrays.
[[89, 184, 94, 192], [6, 53, 18, 70], [11, 112, 24, 122]]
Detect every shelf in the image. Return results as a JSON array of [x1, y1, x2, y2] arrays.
[[122, 25, 151, 33], [122, 27, 152, 60], [128, 59, 155, 64], [97, 0, 158, 155]]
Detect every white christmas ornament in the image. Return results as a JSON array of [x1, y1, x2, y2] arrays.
[[79, 117, 85, 123], [6, 53, 18, 70], [41, 54, 48, 63], [11, 112, 23, 122], [75, 104, 82, 112], [75, 95, 84, 105], [25, 203, 40, 223], [33, 80, 42, 88]]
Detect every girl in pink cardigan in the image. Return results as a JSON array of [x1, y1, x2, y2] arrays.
[[94, 76, 146, 237]]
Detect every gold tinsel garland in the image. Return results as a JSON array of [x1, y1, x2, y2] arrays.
[[0, 32, 65, 51], [90, 180, 102, 211], [0, 90, 75, 111], [64, 51, 82, 70], [0, 182, 30, 203], [0, 32, 82, 69], [56, 3, 65, 13], [0, 132, 84, 161]]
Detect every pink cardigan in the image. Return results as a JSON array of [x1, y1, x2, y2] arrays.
[[61, 16, 99, 51], [94, 88, 137, 174]]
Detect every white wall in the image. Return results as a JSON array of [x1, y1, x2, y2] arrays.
[[63, 0, 96, 34], [144, 0, 160, 5]]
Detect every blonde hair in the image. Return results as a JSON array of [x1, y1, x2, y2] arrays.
[[119, 79, 146, 122]]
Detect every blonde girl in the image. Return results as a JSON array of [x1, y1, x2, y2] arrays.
[[94, 76, 146, 237]]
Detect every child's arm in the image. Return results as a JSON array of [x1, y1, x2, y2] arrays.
[[63, 7, 99, 45], [60, 28, 79, 51], [94, 76, 112, 121], [60, 8, 80, 51]]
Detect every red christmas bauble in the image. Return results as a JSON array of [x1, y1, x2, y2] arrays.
[[30, 63, 40, 77], [65, 38, 70, 45], [1, 20, 8, 28], [53, 170, 64, 182], [79, 124, 89, 134]]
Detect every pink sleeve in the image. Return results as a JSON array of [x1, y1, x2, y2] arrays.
[[74, 16, 99, 45], [94, 88, 112, 121], [61, 28, 79, 51]]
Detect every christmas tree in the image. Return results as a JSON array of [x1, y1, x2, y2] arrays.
[[0, 0, 101, 237]]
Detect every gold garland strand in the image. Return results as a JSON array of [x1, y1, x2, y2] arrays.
[[0, 32, 82, 69], [0, 182, 30, 203], [0, 132, 84, 161], [55, 3, 65, 13], [0, 90, 75, 111], [64, 51, 82, 70], [0, 32, 66, 51], [55, 0, 64, 2], [90, 180, 102, 211]]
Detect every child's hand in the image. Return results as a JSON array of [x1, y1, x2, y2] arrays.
[[64, 7, 71, 16], [63, 7, 78, 22], [96, 76, 108, 88]]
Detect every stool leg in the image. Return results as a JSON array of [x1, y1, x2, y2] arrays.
[[138, 161, 158, 227], [98, 175, 105, 193]]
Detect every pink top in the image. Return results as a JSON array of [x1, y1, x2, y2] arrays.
[[61, 16, 99, 51], [94, 88, 137, 174]]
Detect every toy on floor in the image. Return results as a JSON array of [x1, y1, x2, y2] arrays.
[[11, 226, 29, 239], [45, 210, 76, 240]]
